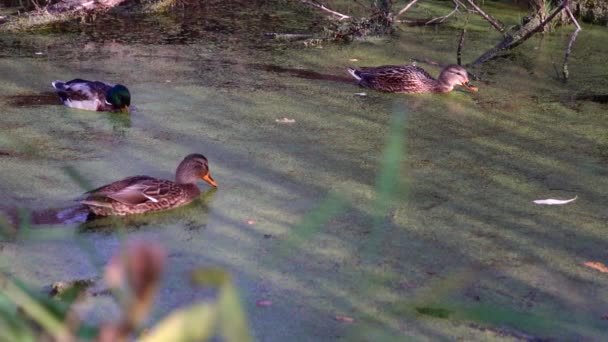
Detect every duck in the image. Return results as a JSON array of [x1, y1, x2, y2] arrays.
[[51, 79, 131, 113], [80, 154, 217, 216], [347, 64, 478, 93]]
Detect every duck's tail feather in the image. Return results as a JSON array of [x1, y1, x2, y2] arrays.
[[51, 80, 66, 90], [346, 68, 361, 81]]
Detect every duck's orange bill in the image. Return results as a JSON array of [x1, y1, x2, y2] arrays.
[[201, 172, 218, 187], [464, 82, 478, 92]]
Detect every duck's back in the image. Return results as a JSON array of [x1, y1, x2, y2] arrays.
[[350, 65, 438, 93]]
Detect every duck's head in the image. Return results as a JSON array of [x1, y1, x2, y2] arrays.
[[438, 65, 478, 92], [106, 84, 131, 113], [175, 153, 217, 188]]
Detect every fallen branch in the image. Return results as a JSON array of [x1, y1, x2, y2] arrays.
[[395, 0, 420, 19], [264, 32, 314, 41], [426, 2, 459, 25], [471, 0, 569, 66], [465, 0, 504, 33], [457, 28, 466, 66], [562, 6, 581, 81], [300, 0, 350, 20]]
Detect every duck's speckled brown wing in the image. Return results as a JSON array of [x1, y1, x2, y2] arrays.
[[81, 176, 199, 216], [354, 65, 435, 93]]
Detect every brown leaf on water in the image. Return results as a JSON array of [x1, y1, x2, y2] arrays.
[[335, 315, 355, 323], [256, 299, 273, 307], [584, 261, 608, 273]]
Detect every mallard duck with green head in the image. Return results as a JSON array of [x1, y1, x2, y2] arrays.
[[80, 154, 217, 216], [51, 79, 131, 113], [347, 64, 478, 93]]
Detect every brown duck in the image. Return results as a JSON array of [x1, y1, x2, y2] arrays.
[[80, 154, 217, 216], [347, 64, 478, 93]]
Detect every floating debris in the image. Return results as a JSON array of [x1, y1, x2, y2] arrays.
[[335, 315, 355, 323], [275, 117, 295, 123], [533, 196, 577, 205], [584, 261, 608, 273], [354, 92, 367, 97], [256, 299, 273, 307], [349, 58, 359, 62]]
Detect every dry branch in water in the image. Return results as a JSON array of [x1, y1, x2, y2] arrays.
[[300, 0, 350, 20], [562, 6, 581, 81], [395, 0, 421, 19], [465, 0, 504, 33], [471, 0, 570, 66], [426, 2, 460, 25], [457, 28, 466, 66]]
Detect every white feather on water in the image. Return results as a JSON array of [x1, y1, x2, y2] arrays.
[[533, 196, 578, 205]]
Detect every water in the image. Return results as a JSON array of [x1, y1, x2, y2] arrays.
[[1, 1, 608, 340]]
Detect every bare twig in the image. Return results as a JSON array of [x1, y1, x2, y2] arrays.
[[395, 0, 420, 19], [452, 0, 472, 12], [300, 0, 350, 20], [562, 6, 581, 81], [426, 3, 459, 25], [465, 0, 504, 33]]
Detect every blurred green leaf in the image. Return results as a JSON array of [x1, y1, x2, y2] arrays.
[[217, 282, 251, 342], [191, 268, 231, 288], [415, 306, 452, 319], [140, 303, 217, 342], [190, 268, 251, 342]]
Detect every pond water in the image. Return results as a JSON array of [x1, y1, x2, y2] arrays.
[[1, 1, 607, 340]]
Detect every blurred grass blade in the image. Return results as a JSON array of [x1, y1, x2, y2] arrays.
[[62, 165, 93, 191], [0, 274, 71, 341], [362, 104, 406, 262], [140, 303, 217, 342], [282, 192, 346, 251]]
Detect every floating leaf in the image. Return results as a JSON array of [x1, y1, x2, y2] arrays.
[[256, 299, 272, 307], [275, 117, 296, 123], [584, 261, 608, 273], [335, 315, 355, 323], [533, 196, 577, 205]]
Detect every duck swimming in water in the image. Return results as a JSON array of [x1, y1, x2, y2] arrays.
[[51, 79, 131, 113], [80, 154, 217, 216], [347, 64, 478, 94]]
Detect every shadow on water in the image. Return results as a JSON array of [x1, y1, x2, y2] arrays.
[[251, 64, 354, 84], [4, 91, 60, 107]]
